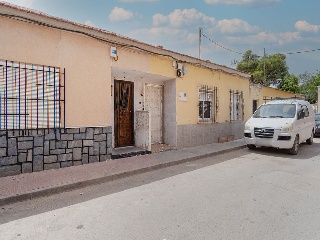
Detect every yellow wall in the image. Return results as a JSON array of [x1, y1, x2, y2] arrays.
[[172, 62, 250, 125], [213, 70, 251, 122], [261, 87, 301, 101], [150, 55, 302, 125], [150, 55, 176, 78], [112, 48, 150, 73]]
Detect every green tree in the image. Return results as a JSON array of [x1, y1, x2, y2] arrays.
[[278, 74, 300, 93], [236, 50, 260, 74], [263, 53, 289, 86], [298, 72, 313, 85], [236, 50, 289, 87], [299, 71, 320, 104]]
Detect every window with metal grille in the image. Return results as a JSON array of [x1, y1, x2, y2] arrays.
[[0, 60, 65, 130], [230, 90, 244, 121], [199, 86, 218, 123]]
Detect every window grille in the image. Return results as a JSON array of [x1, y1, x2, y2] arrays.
[[230, 90, 244, 121], [0, 60, 65, 131], [199, 85, 218, 123]]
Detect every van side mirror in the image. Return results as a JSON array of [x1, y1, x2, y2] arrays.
[[297, 110, 305, 120]]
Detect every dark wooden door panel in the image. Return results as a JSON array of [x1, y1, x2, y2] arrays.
[[114, 80, 134, 147]]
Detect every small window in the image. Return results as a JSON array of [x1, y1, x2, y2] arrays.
[[198, 86, 217, 123], [199, 100, 211, 119]]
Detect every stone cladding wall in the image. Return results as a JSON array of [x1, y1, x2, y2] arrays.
[[0, 127, 112, 177]]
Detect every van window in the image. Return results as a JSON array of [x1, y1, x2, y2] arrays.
[[253, 104, 296, 118]]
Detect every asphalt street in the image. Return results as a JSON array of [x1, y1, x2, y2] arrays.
[[1, 139, 320, 240]]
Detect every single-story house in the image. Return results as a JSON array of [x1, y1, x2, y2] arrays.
[[0, 2, 299, 176]]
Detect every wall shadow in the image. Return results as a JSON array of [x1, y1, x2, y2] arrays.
[[246, 142, 320, 160]]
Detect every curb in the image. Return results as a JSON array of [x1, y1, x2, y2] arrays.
[[0, 144, 246, 206]]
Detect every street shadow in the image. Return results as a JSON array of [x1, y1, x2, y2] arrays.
[[246, 142, 320, 160], [0, 148, 248, 224]]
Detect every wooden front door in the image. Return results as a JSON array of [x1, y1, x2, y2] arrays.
[[114, 80, 134, 147]]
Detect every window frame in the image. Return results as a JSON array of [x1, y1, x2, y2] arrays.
[[0, 59, 65, 131], [198, 86, 218, 123]]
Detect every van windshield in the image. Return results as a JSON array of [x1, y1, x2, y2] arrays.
[[253, 104, 296, 118]]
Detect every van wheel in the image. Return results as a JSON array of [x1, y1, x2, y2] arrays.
[[247, 144, 256, 149], [306, 130, 314, 145], [288, 135, 299, 155]]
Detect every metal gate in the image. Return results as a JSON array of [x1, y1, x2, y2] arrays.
[[230, 90, 244, 121], [145, 84, 163, 144]]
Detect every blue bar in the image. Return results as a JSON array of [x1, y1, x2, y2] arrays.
[[53, 67, 56, 129]]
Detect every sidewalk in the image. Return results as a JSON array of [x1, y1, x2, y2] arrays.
[[0, 139, 246, 206]]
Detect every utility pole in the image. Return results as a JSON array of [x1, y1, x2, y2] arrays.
[[199, 27, 202, 60], [317, 86, 320, 113], [263, 48, 266, 83]]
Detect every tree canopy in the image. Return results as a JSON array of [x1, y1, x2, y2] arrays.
[[236, 50, 319, 103], [278, 74, 300, 94], [236, 50, 289, 87], [236, 50, 259, 74], [299, 71, 320, 104]]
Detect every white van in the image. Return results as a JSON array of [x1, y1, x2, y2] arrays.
[[244, 98, 315, 155]]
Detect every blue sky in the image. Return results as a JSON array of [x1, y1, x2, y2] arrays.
[[3, 0, 320, 76]]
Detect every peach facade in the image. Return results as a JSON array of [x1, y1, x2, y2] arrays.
[[1, 17, 111, 127]]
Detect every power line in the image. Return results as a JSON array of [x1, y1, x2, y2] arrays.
[[201, 32, 243, 55], [201, 31, 320, 57], [286, 48, 320, 55]]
